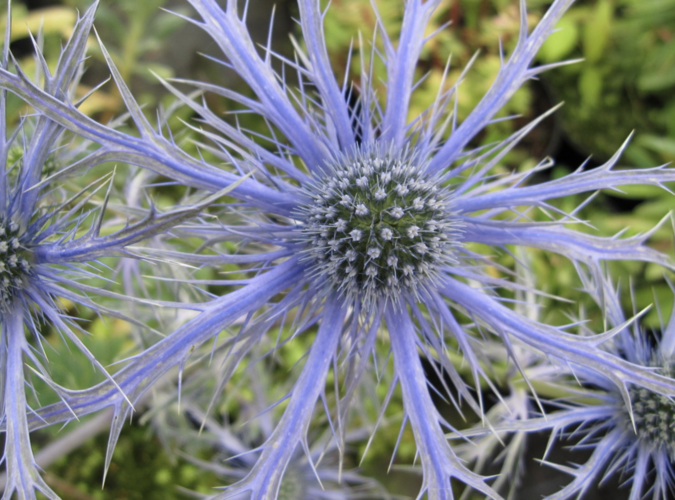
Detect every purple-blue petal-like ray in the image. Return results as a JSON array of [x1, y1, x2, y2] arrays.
[[188, 0, 333, 169], [426, 0, 574, 175], [440, 277, 675, 396], [297, 0, 355, 149], [386, 305, 502, 500], [23, 258, 304, 429], [213, 299, 347, 499], [17, 3, 98, 221], [0, 69, 295, 212], [457, 163, 675, 214], [2, 302, 58, 500], [380, 0, 443, 149], [460, 220, 673, 269]]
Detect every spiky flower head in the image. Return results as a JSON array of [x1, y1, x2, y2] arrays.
[[0, 216, 31, 310], [554, 304, 675, 500], [0, 4, 239, 498], [625, 355, 675, 461], [6, 0, 675, 499], [298, 144, 460, 305], [457, 272, 675, 499]]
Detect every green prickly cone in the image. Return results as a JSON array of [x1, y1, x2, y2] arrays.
[[0, 218, 31, 311], [298, 147, 461, 305], [626, 358, 675, 459]]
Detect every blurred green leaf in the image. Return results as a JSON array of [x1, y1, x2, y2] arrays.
[[638, 40, 675, 91], [152, 11, 190, 39], [603, 183, 668, 200], [583, 0, 613, 63], [625, 143, 663, 168], [637, 134, 675, 160], [635, 198, 675, 218], [539, 18, 579, 63], [578, 66, 603, 108], [135, 62, 174, 81], [1, 6, 76, 42]]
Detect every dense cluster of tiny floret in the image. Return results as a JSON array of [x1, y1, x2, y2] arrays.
[[298, 149, 459, 304], [626, 373, 675, 459], [0, 218, 30, 311]]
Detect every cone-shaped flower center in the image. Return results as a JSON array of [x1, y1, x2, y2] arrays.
[[628, 384, 675, 458], [299, 149, 459, 304], [0, 218, 31, 310]]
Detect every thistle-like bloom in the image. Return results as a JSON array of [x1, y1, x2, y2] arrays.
[[550, 274, 675, 500], [6, 1, 675, 499], [0, 5, 234, 498], [459, 272, 675, 500]]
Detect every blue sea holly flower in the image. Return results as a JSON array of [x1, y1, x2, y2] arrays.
[[458, 273, 675, 500], [0, 5, 240, 498], [542, 276, 675, 500], [7, 0, 675, 498]]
